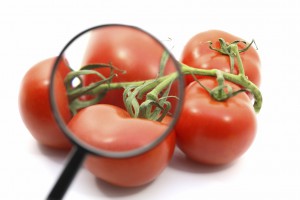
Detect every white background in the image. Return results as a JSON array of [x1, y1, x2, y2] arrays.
[[1, 0, 300, 199]]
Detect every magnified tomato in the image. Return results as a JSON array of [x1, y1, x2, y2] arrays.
[[81, 25, 178, 110], [67, 104, 175, 187]]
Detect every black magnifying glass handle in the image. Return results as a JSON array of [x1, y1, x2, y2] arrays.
[[47, 146, 87, 200]]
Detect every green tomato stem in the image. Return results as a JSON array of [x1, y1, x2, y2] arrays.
[[146, 73, 178, 101], [231, 44, 245, 76], [181, 63, 262, 113], [67, 40, 262, 115], [82, 64, 262, 113]]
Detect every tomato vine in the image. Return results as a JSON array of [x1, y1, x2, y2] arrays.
[[64, 38, 262, 119]]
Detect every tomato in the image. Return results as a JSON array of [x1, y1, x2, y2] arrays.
[[181, 30, 261, 87], [175, 78, 257, 165], [19, 57, 72, 149], [81, 26, 178, 109], [67, 104, 175, 187]]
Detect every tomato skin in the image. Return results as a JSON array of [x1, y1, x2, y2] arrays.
[[19, 57, 72, 149], [175, 78, 257, 165], [181, 30, 261, 87], [81, 26, 177, 109], [67, 104, 175, 187]]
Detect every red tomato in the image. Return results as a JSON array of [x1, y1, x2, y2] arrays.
[[19, 57, 72, 149], [175, 78, 257, 165], [67, 104, 175, 187], [81, 26, 177, 109], [181, 30, 261, 87]]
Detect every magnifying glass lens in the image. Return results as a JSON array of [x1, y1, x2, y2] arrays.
[[49, 25, 183, 196], [52, 25, 183, 157]]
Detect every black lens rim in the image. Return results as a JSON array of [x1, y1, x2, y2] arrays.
[[49, 24, 184, 158]]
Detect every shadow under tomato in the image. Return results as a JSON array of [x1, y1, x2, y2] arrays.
[[37, 144, 70, 164], [169, 147, 237, 174], [94, 177, 152, 198]]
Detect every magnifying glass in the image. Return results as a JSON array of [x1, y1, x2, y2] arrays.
[[47, 24, 184, 200]]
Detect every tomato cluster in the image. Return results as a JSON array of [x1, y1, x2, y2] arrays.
[[19, 28, 261, 188], [177, 30, 260, 165]]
